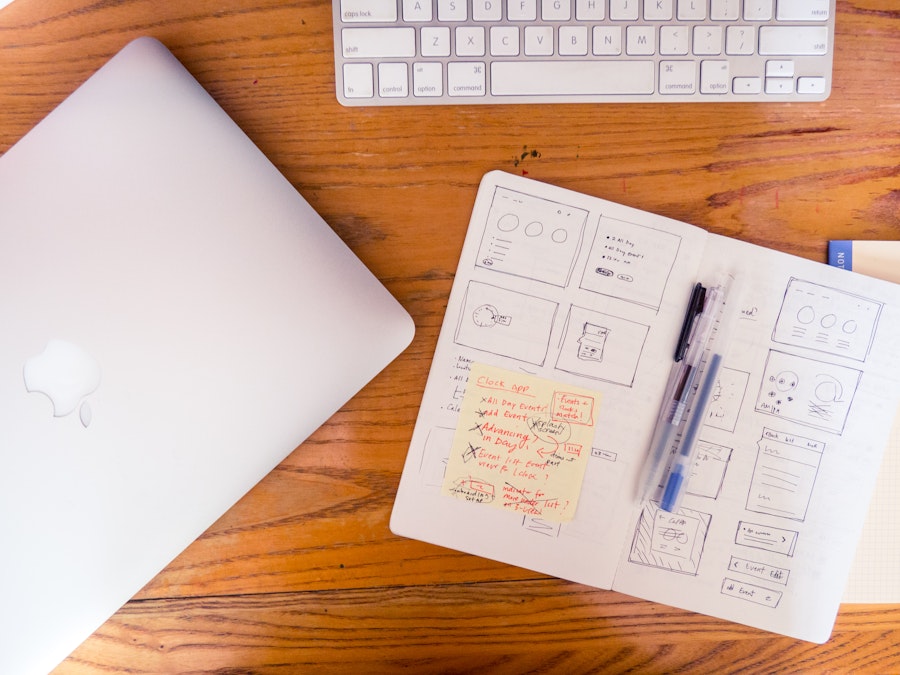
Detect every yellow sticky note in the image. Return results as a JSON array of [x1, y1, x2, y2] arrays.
[[442, 363, 600, 521]]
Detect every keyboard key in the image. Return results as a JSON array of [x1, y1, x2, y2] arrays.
[[765, 77, 794, 94], [610, 0, 639, 21], [700, 60, 729, 94], [766, 60, 794, 77], [378, 63, 409, 97], [491, 61, 655, 96], [403, 0, 432, 21], [473, 0, 502, 20], [343, 63, 374, 98], [776, 0, 830, 21], [627, 26, 656, 55], [421, 26, 451, 57], [576, 0, 605, 20], [710, 0, 740, 20], [456, 27, 486, 56], [644, 0, 674, 21], [660, 26, 689, 55], [438, 0, 467, 21], [560, 26, 589, 56], [448, 62, 486, 96], [413, 62, 443, 96], [508, 0, 538, 20], [491, 27, 520, 56], [744, 0, 774, 20], [342, 28, 416, 58], [659, 61, 696, 94], [759, 26, 828, 55], [677, 0, 706, 21], [725, 26, 755, 55], [525, 26, 555, 55], [593, 26, 623, 55], [733, 76, 762, 94], [693, 26, 723, 55], [340, 0, 397, 22], [797, 76, 827, 94], [542, 0, 571, 20]]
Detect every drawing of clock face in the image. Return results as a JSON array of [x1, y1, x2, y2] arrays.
[[472, 304, 511, 327], [473, 304, 498, 327]]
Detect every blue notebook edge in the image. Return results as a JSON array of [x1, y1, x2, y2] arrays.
[[828, 240, 852, 271]]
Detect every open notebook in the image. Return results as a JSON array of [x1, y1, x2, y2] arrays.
[[392, 171, 900, 642]]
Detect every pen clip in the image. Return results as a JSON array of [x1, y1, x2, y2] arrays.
[[674, 283, 706, 362]]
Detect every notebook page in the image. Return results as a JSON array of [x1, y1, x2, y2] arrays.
[[390, 170, 709, 590], [611, 232, 900, 642], [830, 243, 900, 603], [843, 408, 900, 601]]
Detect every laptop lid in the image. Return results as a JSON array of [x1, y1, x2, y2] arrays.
[[0, 36, 413, 675]]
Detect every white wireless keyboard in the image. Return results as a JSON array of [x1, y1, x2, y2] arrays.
[[332, 0, 835, 105]]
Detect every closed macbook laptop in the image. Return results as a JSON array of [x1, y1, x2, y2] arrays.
[[0, 37, 414, 674]]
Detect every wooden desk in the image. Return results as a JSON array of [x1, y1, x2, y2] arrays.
[[2, 1, 899, 672]]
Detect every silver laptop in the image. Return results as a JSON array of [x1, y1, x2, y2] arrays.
[[0, 37, 414, 675]]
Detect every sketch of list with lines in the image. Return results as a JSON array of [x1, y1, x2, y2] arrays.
[[773, 278, 882, 361], [580, 216, 681, 311], [475, 187, 588, 288], [747, 428, 825, 522]]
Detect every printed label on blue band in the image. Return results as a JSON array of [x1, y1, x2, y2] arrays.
[[828, 240, 852, 271]]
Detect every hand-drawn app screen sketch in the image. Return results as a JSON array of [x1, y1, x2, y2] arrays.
[[687, 441, 732, 501], [555, 305, 649, 386], [580, 215, 681, 311], [629, 502, 711, 575], [773, 278, 882, 362], [755, 350, 861, 434], [476, 187, 588, 288], [704, 367, 750, 433], [746, 428, 824, 521], [455, 281, 558, 366]]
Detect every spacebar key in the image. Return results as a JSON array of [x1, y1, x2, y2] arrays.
[[491, 61, 655, 96]]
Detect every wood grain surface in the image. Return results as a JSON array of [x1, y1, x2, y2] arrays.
[[1, 0, 899, 672]]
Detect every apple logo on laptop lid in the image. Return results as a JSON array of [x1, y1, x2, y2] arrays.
[[23, 339, 101, 428]]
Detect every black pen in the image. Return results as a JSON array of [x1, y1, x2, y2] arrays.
[[674, 282, 706, 362]]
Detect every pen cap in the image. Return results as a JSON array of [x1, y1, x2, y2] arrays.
[[679, 277, 726, 367]]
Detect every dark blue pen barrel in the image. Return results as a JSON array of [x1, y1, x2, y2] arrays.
[[661, 470, 685, 510], [679, 353, 722, 457]]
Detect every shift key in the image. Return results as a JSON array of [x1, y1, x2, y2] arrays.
[[342, 28, 416, 58], [759, 26, 828, 55]]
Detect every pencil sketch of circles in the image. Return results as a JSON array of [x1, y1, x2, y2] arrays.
[[659, 527, 689, 544], [496, 213, 519, 232], [551, 228, 568, 244], [524, 221, 543, 237], [815, 374, 844, 403], [773, 370, 798, 392], [842, 319, 858, 334], [795, 305, 817, 324], [820, 313, 837, 329]]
